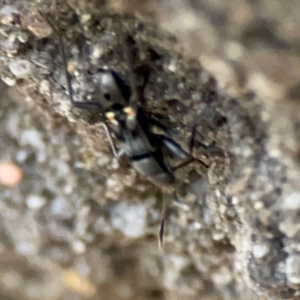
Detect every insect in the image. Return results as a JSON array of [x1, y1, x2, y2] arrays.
[[42, 13, 197, 248]]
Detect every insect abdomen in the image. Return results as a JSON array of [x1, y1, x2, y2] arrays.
[[131, 154, 175, 187]]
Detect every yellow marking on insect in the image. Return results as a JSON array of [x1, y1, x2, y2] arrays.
[[105, 111, 117, 124], [123, 106, 136, 119]]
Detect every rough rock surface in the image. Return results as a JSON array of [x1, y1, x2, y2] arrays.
[[0, 0, 300, 300]]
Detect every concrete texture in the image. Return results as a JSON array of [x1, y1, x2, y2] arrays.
[[0, 0, 300, 299]]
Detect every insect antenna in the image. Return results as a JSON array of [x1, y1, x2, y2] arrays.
[[40, 11, 122, 160], [120, 25, 139, 111], [40, 11, 102, 111]]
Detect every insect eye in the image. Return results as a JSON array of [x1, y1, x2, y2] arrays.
[[103, 93, 111, 100]]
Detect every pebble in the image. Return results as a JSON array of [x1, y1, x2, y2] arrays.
[[0, 5, 18, 25], [21, 129, 45, 151], [252, 243, 270, 260], [281, 192, 300, 210], [1, 72, 16, 86], [26, 195, 46, 210], [72, 239, 86, 254], [286, 255, 300, 284], [111, 202, 147, 238], [0, 161, 23, 186], [39, 79, 51, 96], [9, 59, 33, 78]]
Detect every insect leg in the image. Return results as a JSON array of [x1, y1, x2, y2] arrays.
[[158, 199, 166, 250], [159, 187, 170, 250], [159, 189, 182, 250], [42, 12, 125, 165], [172, 157, 195, 172], [171, 147, 209, 172], [102, 123, 124, 158], [189, 125, 197, 154], [160, 135, 189, 160], [149, 117, 178, 138], [40, 12, 102, 111], [161, 127, 209, 171]]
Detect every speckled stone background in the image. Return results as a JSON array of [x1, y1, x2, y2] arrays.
[[1, 0, 300, 300]]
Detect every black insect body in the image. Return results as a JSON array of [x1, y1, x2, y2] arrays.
[[105, 97, 175, 187], [91, 70, 190, 188], [43, 14, 195, 248]]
